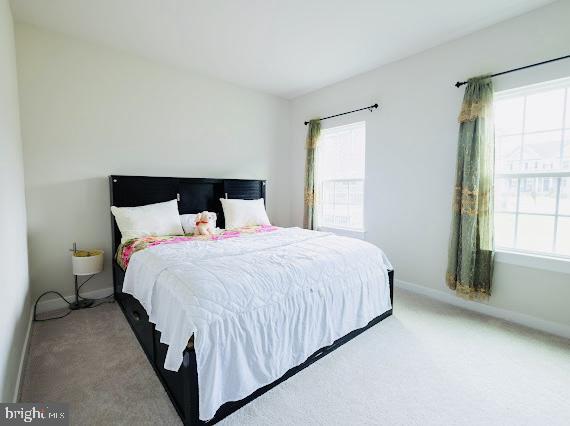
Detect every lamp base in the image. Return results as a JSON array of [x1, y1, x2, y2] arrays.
[[69, 299, 94, 310]]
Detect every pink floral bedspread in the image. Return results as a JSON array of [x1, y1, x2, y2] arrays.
[[115, 225, 278, 270]]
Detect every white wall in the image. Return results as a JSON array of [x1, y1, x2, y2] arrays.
[[15, 24, 292, 303], [291, 1, 570, 331], [0, 0, 31, 401]]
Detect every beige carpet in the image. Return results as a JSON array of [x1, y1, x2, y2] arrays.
[[21, 289, 570, 425]]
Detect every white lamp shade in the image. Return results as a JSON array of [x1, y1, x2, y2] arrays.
[[72, 249, 104, 276]]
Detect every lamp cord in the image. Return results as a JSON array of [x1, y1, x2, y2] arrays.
[[78, 275, 114, 301], [33, 275, 114, 322], [33, 291, 73, 322], [77, 274, 95, 299]]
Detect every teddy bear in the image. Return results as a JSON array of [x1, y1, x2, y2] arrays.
[[194, 211, 216, 236]]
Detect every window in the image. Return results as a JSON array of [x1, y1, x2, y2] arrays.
[[494, 77, 570, 258], [315, 121, 365, 231]]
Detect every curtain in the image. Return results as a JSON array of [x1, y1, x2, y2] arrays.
[[303, 119, 321, 230], [446, 75, 495, 300]]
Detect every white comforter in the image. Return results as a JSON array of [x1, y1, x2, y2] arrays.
[[123, 227, 392, 421]]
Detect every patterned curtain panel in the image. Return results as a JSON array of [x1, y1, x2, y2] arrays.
[[303, 119, 321, 230], [446, 76, 495, 300]]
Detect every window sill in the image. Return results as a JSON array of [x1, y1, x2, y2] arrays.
[[495, 250, 570, 274], [317, 226, 366, 240]]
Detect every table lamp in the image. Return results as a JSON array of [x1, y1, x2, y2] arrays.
[[70, 242, 104, 310]]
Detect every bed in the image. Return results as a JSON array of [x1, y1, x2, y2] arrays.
[[109, 175, 394, 425]]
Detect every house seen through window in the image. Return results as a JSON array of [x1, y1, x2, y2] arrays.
[[494, 77, 570, 258], [315, 121, 366, 231]]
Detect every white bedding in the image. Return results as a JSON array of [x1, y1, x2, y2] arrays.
[[122, 227, 392, 421]]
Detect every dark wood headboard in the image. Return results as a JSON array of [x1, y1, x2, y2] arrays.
[[108, 175, 266, 254]]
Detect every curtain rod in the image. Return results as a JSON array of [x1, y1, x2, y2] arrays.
[[455, 54, 570, 88], [304, 103, 378, 125]]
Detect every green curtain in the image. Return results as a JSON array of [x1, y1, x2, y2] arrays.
[[446, 76, 495, 300], [303, 119, 321, 230]]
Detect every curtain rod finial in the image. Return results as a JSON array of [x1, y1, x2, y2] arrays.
[[455, 81, 466, 88]]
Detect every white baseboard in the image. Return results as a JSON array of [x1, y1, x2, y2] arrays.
[[35, 286, 114, 314], [13, 306, 33, 402], [395, 279, 570, 340]]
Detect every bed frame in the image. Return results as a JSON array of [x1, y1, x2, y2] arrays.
[[109, 175, 393, 425]]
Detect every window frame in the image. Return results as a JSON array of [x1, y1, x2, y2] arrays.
[[495, 249, 570, 274], [315, 121, 366, 233], [493, 77, 570, 261]]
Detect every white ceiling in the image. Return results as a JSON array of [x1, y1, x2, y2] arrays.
[[11, 0, 555, 98]]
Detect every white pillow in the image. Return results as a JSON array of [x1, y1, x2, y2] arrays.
[[180, 212, 217, 234], [111, 199, 184, 243], [179, 214, 197, 234], [220, 198, 270, 229]]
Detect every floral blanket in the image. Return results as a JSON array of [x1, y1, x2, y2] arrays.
[[115, 225, 278, 270]]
